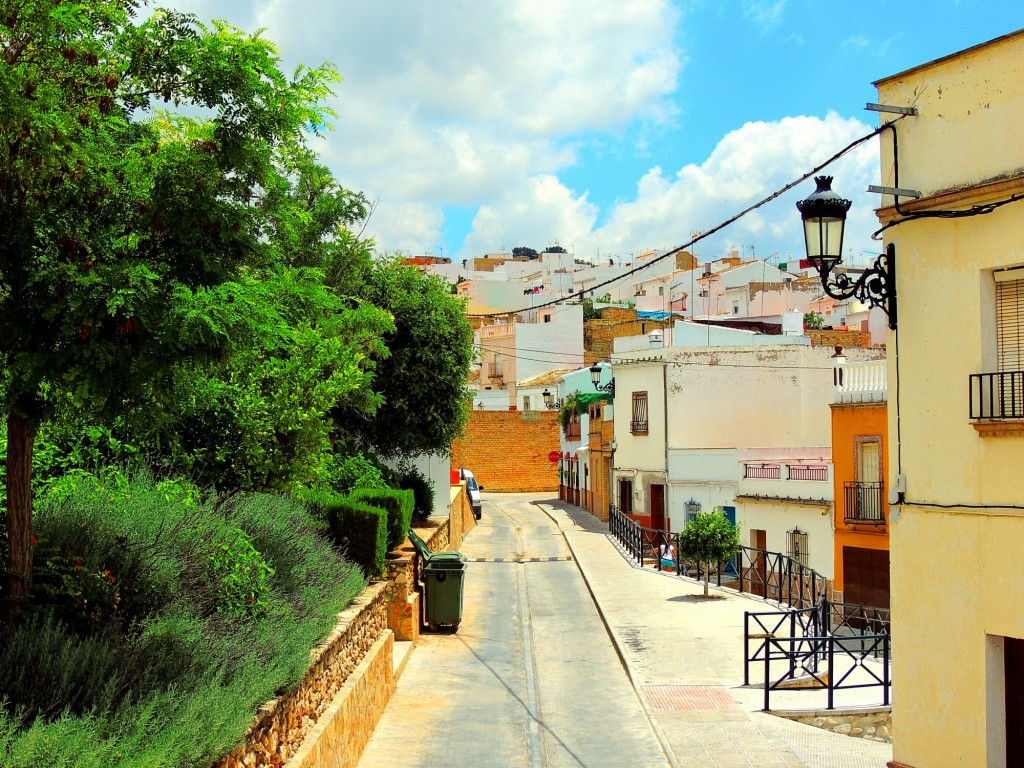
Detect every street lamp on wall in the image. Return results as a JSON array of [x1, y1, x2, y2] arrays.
[[796, 176, 897, 330], [541, 389, 562, 410], [589, 363, 615, 396]]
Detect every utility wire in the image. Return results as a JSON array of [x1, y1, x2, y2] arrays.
[[469, 121, 895, 319]]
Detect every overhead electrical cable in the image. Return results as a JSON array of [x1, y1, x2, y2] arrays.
[[468, 121, 897, 320]]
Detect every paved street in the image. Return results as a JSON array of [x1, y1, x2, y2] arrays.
[[359, 494, 893, 767], [358, 495, 669, 768]]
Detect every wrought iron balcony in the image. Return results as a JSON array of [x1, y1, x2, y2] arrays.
[[486, 362, 504, 381], [844, 481, 885, 525], [744, 463, 781, 479], [970, 371, 1024, 420]]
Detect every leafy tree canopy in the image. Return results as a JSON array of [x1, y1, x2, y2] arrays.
[[0, 0, 343, 603], [677, 511, 741, 597], [335, 257, 473, 460]]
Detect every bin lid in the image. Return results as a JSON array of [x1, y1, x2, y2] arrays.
[[406, 529, 433, 560], [425, 552, 466, 565]]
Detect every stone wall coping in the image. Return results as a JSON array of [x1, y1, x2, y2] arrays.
[[770, 705, 892, 718]]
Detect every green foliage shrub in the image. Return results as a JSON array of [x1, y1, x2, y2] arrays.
[[350, 487, 414, 551], [0, 472, 366, 767], [294, 488, 388, 578], [400, 467, 435, 522]]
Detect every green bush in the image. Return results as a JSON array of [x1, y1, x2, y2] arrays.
[[0, 472, 366, 767], [400, 467, 435, 522], [349, 487, 414, 551], [294, 488, 388, 578]]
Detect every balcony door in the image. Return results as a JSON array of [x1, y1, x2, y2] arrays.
[[855, 437, 882, 520]]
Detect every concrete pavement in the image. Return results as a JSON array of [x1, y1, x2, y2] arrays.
[[520, 493, 893, 768]]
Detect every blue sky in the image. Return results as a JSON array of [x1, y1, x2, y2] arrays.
[[178, 0, 1024, 267]]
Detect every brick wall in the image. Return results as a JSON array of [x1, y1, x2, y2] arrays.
[[806, 329, 874, 349], [451, 410, 559, 492], [585, 314, 674, 360]]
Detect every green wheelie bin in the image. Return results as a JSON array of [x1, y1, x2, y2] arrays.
[[407, 531, 467, 632]]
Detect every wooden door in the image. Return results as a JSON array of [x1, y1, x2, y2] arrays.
[[650, 484, 665, 531]]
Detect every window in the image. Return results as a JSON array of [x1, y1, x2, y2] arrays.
[[618, 479, 633, 513], [997, 269, 1024, 371], [845, 437, 884, 523], [684, 498, 701, 522], [658, 286, 664, 296], [543, 313, 552, 323], [787, 528, 809, 566], [970, 268, 1024, 419], [631, 391, 649, 434], [523, 396, 530, 411]]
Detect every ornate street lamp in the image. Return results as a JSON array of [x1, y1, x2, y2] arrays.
[[589, 363, 615, 396], [541, 388, 562, 409], [796, 176, 897, 330]]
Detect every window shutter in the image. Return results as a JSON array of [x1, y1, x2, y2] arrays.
[[996, 271, 1024, 372]]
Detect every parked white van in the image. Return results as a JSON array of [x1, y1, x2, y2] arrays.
[[459, 468, 484, 519]]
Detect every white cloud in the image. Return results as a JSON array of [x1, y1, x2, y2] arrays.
[[464, 113, 880, 265], [177, 0, 683, 253]]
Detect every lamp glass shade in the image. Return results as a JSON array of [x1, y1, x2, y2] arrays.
[[796, 176, 851, 270], [542, 389, 553, 406], [589, 364, 602, 386], [802, 215, 845, 268]]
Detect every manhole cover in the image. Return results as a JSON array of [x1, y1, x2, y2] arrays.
[[642, 685, 737, 711]]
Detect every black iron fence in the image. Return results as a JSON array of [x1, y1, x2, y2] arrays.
[[970, 371, 1024, 420], [610, 504, 892, 711], [609, 504, 826, 610], [744, 463, 781, 479]]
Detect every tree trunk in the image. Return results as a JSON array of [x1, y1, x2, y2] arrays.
[[703, 562, 710, 597], [6, 413, 35, 611]]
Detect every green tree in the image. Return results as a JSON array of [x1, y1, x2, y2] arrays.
[[0, 0, 339, 605], [677, 511, 741, 598], [803, 311, 824, 329], [336, 257, 474, 460]]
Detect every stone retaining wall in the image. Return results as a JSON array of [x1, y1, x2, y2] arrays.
[[212, 583, 389, 768], [773, 707, 892, 743], [214, 491, 475, 768]]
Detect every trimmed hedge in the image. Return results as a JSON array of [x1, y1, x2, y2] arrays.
[[295, 488, 388, 578], [399, 468, 435, 522], [350, 487, 414, 551]]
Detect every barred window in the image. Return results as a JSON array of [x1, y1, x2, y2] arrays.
[[631, 391, 649, 434], [787, 528, 809, 566], [684, 498, 701, 523]]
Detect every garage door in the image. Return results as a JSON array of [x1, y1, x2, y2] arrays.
[[842, 546, 890, 610]]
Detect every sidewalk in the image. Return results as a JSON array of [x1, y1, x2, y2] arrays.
[[530, 495, 892, 768]]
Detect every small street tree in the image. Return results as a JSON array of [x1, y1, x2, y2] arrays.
[[677, 511, 741, 598]]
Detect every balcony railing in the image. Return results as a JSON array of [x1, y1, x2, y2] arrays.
[[788, 465, 829, 481], [486, 363, 504, 380], [844, 481, 885, 524], [970, 371, 1024, 420], [630, 420, 648, 434], [834, 358, 887, 404], [744, 463, 781, 479], [565, 420, 581, 441]]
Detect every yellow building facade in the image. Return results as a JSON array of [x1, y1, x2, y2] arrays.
[[874, 30, 1024, 768]]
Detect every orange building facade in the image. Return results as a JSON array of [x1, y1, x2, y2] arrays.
[[830, 399, 890, 612]]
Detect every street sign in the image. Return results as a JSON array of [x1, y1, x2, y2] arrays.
[[548, 450, 561, 463]]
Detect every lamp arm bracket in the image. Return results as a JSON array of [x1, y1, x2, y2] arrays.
[[819, 245, 896, 328]]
